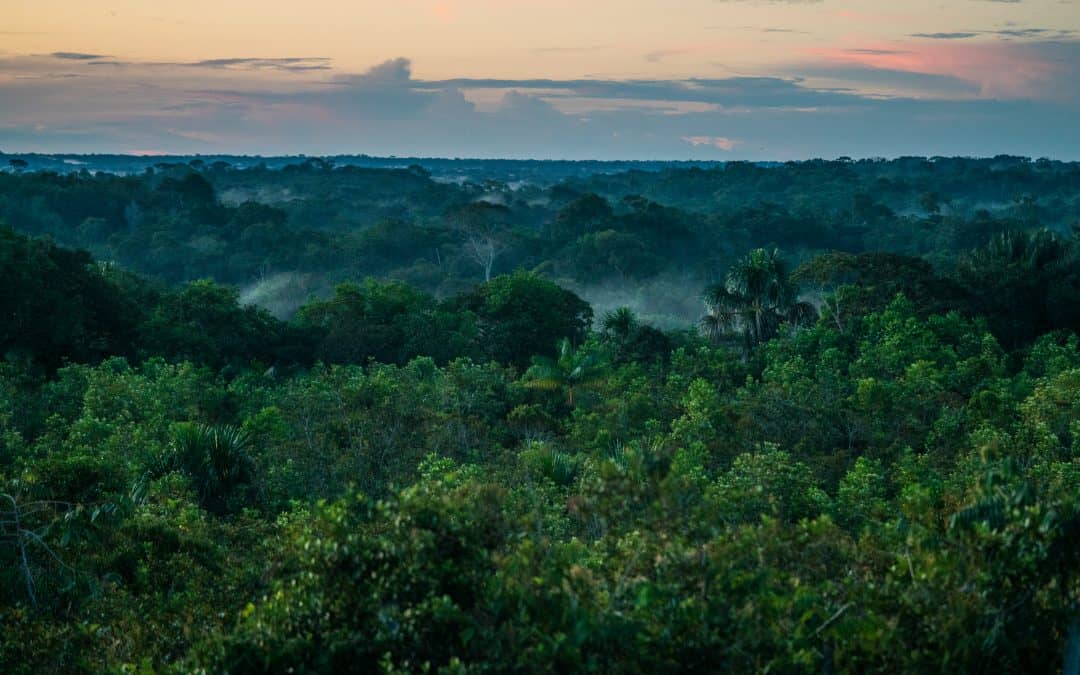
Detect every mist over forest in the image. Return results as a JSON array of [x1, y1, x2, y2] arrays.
[[3, 153, 1077, 325]]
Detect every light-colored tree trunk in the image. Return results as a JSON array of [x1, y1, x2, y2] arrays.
[[3, 494, 38, 607]]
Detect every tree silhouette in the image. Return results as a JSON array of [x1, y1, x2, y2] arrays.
[[701, 248, 817, 350]]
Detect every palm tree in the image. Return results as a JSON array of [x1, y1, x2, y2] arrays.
[[701, 248, 817, 351], [601, 306, 637, 341], [959, 229, 1075, 348], [963, 229, 1067, 274], [523, 338, 607, 407], [168, 423, 255, 512]]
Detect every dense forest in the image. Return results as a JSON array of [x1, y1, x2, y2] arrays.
[[1, 156, 1079, 673], [3, 155, 1078, 322]]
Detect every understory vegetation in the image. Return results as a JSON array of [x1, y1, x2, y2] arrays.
[[1, 156, 1078, 673]]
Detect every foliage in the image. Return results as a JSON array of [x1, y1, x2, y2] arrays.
[[163, 423, 256, 514], [456, 270, 593, 369], [702, 248, 818, 350], [1, 159, 1079, 673], [523, 338, 608, 407]]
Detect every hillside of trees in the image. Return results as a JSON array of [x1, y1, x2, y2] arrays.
[[1, 157, 1079, 673]]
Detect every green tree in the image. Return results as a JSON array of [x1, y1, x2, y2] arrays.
[[296, 279, 432, 365], [702, 248, 817, 351], [600, 307, 673, 366], [550, 193, 613, 241], [794, 251, 968, 331], [958, 229, 1080, 348], [569, 230, 661, 281], [455, 271, 593, 369], [160, 423, 256, 514], [523, 338, 607, 407], [0, 225, 141, 370], [139, 279, 288, 369]]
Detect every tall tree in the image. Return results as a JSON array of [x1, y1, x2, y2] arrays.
[[701, 248, 817, 350], [958, 229, 1080, 348], [523, 338, 607, 407], [454, 271, 593, 369], [448, 202, 512, 282]]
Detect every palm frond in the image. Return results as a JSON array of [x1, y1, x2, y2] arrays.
[[522, 378, 564, 391], [601, 307, 637, 338], [170, 423, 254, 511]]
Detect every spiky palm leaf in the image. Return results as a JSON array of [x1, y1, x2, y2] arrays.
[[523, 338, 607, 407], [601, 307, 637, 340], [700, 285, 743, 338], [966, 229, 1067, 274], [520, 441, 579, 486], [171, 423, 254, 511], [701, 248, 815, 350]]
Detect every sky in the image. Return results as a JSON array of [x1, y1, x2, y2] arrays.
[[2, 0, 1079, 159]]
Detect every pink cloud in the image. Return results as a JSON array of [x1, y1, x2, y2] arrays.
[[806, 41, 1065, 100], [682, 135, 738, 151]]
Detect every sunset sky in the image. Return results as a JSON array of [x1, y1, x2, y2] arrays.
[[2, 0, 1079, 158]]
